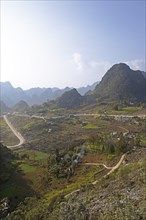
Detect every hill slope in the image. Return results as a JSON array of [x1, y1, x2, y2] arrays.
[[5, 148, 145, 220], [93, 63, 146, 102], [12, 100, 29, 112], [0, 82, 28, 107], [0, 101, 9, 115], [0, 82, 97, 107], [57, 88, 83, 109]]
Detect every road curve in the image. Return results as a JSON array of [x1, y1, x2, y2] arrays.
[[92, 154, 125, 185], [3, 115, 25, 149], [85, 162, 113, 169], [65, 153, 125, 198]]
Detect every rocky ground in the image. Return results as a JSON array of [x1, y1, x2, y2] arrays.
[[3, 148, 146, 220], [46, 148, 146, 220]]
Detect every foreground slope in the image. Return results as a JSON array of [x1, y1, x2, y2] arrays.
[[5, 148, 146, 220]]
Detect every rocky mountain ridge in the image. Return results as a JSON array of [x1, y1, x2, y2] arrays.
[[0, 81, 98, 107], [93, 63, 146, 102]]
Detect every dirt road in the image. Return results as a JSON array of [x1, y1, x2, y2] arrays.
[[3, 115, 25, 149], [65, 153, 125, 198]]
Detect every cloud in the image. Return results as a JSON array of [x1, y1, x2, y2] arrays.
[[89, 60, 111, 74], [73, 52, 145, 74], [71, 52, 145, 87], [72, 52, 112, 81], [125, 59, 145, 71], [72, 52, 83, 71]]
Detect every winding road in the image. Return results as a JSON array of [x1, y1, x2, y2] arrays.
[[2, 112, 135, 198], [91, 154, 126, 185], [12, 112, 146, 121], [85, 162, 113, 170], [3, 115, 25, 149], [65, 153, 126, 198]]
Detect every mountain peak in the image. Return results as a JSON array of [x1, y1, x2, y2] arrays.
[[12, 100, 29, 112], [1, 81, 13, 88], [108, 63, 131, 74], [111, 63, 130, 69], [94, 63, 146, 102], [57, 88, 82, 109]]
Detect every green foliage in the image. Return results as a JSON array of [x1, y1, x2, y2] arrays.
[[121, 106, 143, 112], [106, 140, 115, 154], [113, 104, 120, 111], [57, 88, 83, 109], [0, 143, 17, 183], [0, 100, 9, 115], [0, 117, 18, 145], [47, 152, 68, 179], [12, 100, 29, 112], [83, 123, 98, 129], [16, 148, 48, 161], [140, 133, 146, 146], [19, 163, 36, 173], [1, 95, 145, 219]]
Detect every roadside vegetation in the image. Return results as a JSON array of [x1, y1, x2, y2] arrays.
[[0, 117, 18, 145], [0, 103, 145, 219]]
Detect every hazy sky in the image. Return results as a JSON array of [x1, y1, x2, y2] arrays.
[[1, 0, 145, 89]]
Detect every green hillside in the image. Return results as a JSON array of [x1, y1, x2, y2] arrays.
[[93, 63, 146, 102], [12, 100, 29, 112]]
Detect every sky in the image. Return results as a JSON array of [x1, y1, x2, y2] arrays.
[[1, 0, 145, 89]]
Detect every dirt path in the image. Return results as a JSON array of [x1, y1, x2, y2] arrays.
[[117, 126, 129, 132], [85, 162, 113, 170], [65, 154, 125, 198], [3, 115, 25, 149], [92, 154, 125, 185]]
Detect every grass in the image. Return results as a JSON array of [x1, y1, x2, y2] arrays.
[[114, 159, 145, 181], [19, 163, 36, 173], [109, 106, 144, 115], [83, 124, 98, 129], [6, 163, 99, 219], [0, 117, 18, 145], [15, 148, 48, 161], [139, 133, 146, 147], [107, 153, 116, 160], [43, 167, 97, 207], [121, 106, 143, 112], [2, 108, 146, 219], [0, 182, 27, 198], [0, 147, 49, 205], [87, 144, 103, 153]]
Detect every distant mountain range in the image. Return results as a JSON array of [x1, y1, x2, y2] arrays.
[[0, 100, 10, 115], [11, 100, 29, 112], [0, 81, 98, 108], [56, 63, 146, 109], [0, 63, 145, 112]]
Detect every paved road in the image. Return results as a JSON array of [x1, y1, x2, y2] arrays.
[[3, 115, 25, 149], [12, 112, 146, 120]]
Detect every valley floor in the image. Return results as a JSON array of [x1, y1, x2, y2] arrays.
[[0, 106, 146, 219]]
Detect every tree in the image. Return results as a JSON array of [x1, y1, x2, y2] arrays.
[[107, 142, 115, 154], [135, 135, 141, 147], [113, 104, 119, 111]]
